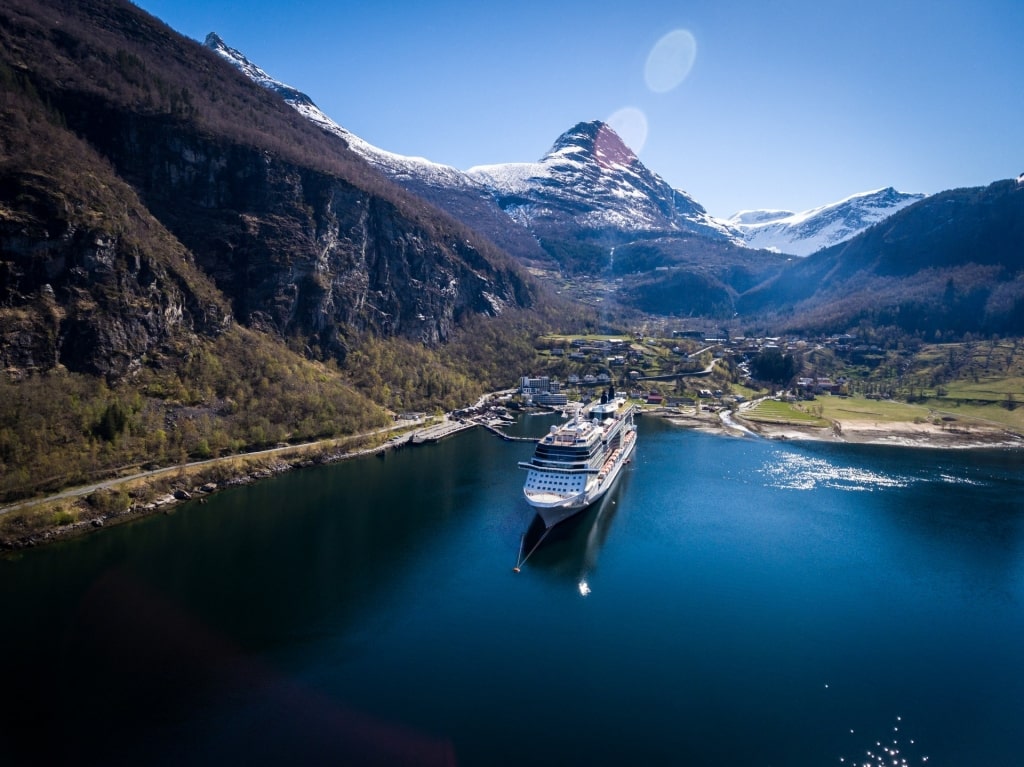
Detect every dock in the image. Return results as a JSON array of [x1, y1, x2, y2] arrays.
[[405, 418, 538, 445], [409, 419, 477, 444], [479, 422, 537, 442]]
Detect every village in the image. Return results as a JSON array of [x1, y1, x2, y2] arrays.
[[510, 330, 868, 410], [388, 328, 1024, 452], [382, 330, 857, 448]]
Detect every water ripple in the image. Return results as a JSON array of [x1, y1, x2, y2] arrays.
[[938, 472, 985, 486]]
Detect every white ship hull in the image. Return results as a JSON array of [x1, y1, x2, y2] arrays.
[[530, 429, 636, 528], [519, 396, 636, 529]]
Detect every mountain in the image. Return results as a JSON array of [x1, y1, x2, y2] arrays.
[[205, 32, 1023, 334], [0, 1, 534, 380], [206, 36, 743, 272], [467, 120, 739, 245], [0, 0, 556, 502], [205, 33, 550, 265], [728, 187, 927, 256], [737, 179, 1024, 335]]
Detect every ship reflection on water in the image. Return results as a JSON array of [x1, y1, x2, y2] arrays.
[[514, 471, 629, 592]]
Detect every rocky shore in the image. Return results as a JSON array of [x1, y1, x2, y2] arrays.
[[656, 405, 1024, 449], [0, 420, 450, 553], [742, 417, 1024, 449]]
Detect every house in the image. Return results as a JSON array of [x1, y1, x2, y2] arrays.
[[667, 396, 694, 407], [646, 392, 664, 405], [396, 412, 426, 421]]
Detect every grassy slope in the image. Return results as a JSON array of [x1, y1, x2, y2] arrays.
[[739, 399, 831, 427]]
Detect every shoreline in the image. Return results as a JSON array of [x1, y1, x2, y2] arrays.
[[654, 406, 1024, 450], [5, 401, 1023, 554], [0, 415, 474, 554]]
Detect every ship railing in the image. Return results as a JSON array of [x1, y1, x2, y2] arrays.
[[517, 461, 600, 474]]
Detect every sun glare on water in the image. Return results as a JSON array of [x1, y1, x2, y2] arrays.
[[760, 452, 914, 492]]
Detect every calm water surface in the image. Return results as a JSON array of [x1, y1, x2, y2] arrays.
[[2, 416, 1023, 766]]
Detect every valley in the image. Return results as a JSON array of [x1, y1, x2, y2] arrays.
[[1, 0, 1022, 545]]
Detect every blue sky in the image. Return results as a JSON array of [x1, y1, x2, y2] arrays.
[[136, 0, 1022, 219]]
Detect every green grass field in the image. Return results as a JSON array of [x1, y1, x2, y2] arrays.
[[815, 397, 933, 424], [808, 394, 1024, 433], [920, 396, 1024, 432], [940, 376, 1024, 402], [739, 399, 830, 427]]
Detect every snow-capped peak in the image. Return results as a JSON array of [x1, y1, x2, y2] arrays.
[[468, 120, 740, 241], [728, 187, 927, 256], [205, 34, 920, 261], [543, 120, 639, 170]]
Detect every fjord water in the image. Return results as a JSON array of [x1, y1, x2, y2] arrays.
[[2, 417, 1023, 766]]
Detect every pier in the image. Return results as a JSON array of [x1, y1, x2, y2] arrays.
[[406, 418, 537, 445], [478, 422, 537, 442], [409, 419, 476, 444]]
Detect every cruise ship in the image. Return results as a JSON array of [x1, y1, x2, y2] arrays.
[[518, 387, 637, 528]]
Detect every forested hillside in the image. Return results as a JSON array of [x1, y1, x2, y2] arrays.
[[737, 180, 1024, 337], [0, 0, 558, 501]]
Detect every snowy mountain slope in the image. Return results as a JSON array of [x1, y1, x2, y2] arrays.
[[207, 32, 739, 258], [206, 33, 924, 271], [202, 33, 548, 264], [728, 187, 926, 256], [468, 121, 740, 242], [206, 33, 477, 189], [205, 33, 549, 262]]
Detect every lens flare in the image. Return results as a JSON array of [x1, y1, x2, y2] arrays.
[[605, 107, 648, 154], [644, 29, 697, 93]]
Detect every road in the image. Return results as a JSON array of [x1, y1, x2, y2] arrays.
[[1, 388, 521, 517], [0, 422, 409, 516]]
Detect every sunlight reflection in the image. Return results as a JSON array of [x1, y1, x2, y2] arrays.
[[760, 452, 913, 491], [644, 29, 697, 93], [837, 714, 928, 767]]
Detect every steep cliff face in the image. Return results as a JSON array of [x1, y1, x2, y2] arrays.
[[0, 92, 230, 378], [0, 0, 533, 379], [86, 111, 531, 355]]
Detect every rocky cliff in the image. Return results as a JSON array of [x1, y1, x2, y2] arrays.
[[0, 0, 534, 380], [206, 33, 552, 268]]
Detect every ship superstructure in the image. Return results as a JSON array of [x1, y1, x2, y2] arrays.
[[518, 388, 636, 528]]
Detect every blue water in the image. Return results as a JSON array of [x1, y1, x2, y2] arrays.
[[2, 416, 1022, 766]]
